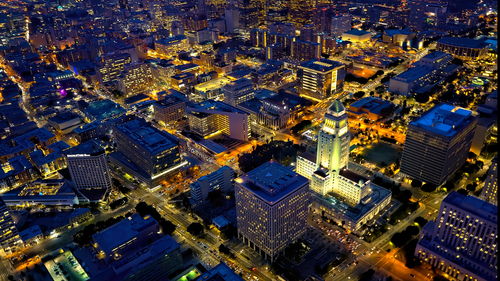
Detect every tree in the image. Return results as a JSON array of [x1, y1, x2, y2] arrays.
[[405, 225, 420, 236], [414, 216, 428, 227], [414, 92, 430, 103], [187, 222, 204, 236], [358, 269, 375, 281], [353, 91, 366, 99], [159, 218, 176, 235], [411, 180, 422, 188], [421, 183, 437, 192]]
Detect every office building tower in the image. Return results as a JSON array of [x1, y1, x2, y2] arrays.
[[316, 100, 350, 173], [400, 104, 478, 186], [291, 40, 321, 62], [111, 118, 185, 188], [330, 14, 351, 37], [190, 166, 235, 206], [0, 198, 22, 255], [117, 63, 154, 97], [66, 140, 112, 201], [99, 53, 132, 84], [153, 92, 187, 125], [415, 192, 497, 281], [296, 100, 391, 230], [223, 78, 254, 106], [235, 161, 310, 262], [480, 158, 497, 206], [224, 7, 240, 33], [297, 59, 346, 101], [187, 100, 250, 141]]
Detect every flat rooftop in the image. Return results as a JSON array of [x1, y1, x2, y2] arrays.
[[193, 100, 248, 115], [393, 65, 434, 82], [237, 161, 308, 204], [84, 99, 125, 121], [343, 29, 371, 36], [115, 118, 178, 155], [194, 77, 231, 92], [92, 214, 158, 255], [195, 263, 243, 281], [443, 192, 497, 223], [349, 97, 394, 115], [411, 104, 475, 137], [299, 59, 344, 72], [438, 37, 489, 49], [65, 139, 105, 156]]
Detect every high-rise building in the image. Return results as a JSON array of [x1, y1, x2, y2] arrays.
[[297, 59, 346, 101], [0, 198, 22, 255], [480, 158, 497, 206], [296, 100, 391, 231], [400, 104, 478, 186], [415, 192, 497, 281], [111, 118, 186, 188], [330, 14, 352, 37], [99, 53, 132, 84], [187, 100, 250, 141], [235, 161, 310, 262], [223, 78, 254, 106], [190, 166, 235, 206], [66, 140, 112, 201], [291, 40, 321, 62]]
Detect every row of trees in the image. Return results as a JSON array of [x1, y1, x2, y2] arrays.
[[238, 140, 306, 172]]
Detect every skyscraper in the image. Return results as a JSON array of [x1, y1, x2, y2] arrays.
[[400, 104, 478, 186], [296, 100, 391, 230], [66, 140, 112, 201], [235, 161, 310, 262], [111, 118, 185, 188], [415, 192, 497, 281], [297, 59, 346, 101], [0, 198, 22, 255]]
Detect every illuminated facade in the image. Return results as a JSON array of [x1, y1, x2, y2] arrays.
[[66, 140, 112, 194], [415, 192, 497, 281], [400, 104, 478, 186], [297, 100, 391, 231], [0, 198, 22, 255], [187, 100, 250, 141], [112, 118, 186, 188], [479, 158, 497, 206], [223, 78, 254, 106], [235, 161, 310, 262], [190, 166, 234, 206], [99, 53, 132, 84], [297, 59, 346, 101], [117, 63, 154, 96]]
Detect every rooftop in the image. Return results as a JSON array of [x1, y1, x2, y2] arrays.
[[192, 100, 248, 115], [65, 139, 105, 156], [195, 263, 243, 281], [343, 29, 371, 36], [115, 118, 179, 155], [194, 77, 231, 92], [349, 97, 394, 115], [92, 214, 158, 255], [237, 161, 308, 204], [411, 104, 475, 137], [84, 99, 126, 121], [438, 37, 489, 49], [299, 59, 344, 72], [393, 65, 435, 82], [443, 192, 497, 223]]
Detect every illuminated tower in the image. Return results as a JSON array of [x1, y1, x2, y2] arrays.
[[316, 100, 350, 173]]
